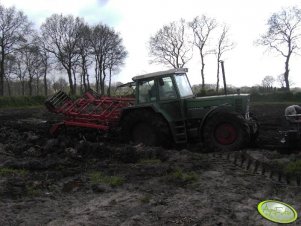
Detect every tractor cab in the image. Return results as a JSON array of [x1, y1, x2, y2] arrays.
[[132, 68, 194, 105]]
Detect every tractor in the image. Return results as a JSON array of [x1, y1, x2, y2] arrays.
[[45, 68, 258, 152]]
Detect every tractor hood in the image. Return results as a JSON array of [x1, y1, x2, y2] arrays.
[[185, 94, 250, 115]]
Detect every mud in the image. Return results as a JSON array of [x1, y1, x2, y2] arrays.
[[0, 104, 300, 226]]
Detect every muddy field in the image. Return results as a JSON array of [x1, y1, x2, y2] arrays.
[[0, 104, 300, 226]]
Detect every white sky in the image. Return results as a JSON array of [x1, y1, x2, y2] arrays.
[[2, 0, 301, 87]]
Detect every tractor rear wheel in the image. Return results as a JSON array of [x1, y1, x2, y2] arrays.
[[121, 109, 171, 147], [131, 122, 157, 146], [203, 111, 250, 152]]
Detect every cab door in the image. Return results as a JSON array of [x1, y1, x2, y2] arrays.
[[156, 76, 187, 143]]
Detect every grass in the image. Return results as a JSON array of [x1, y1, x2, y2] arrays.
[[284, 160, 301, 175], [165, 168, 198, 184], [26, 185, 42, 197], [139, 194, 152, 204], [0, 96, 45, 108], [88, 171, 124, 187], [0, 167, 28, 177]]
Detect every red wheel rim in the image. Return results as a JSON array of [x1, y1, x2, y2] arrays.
[[214, 123, 238, 145]]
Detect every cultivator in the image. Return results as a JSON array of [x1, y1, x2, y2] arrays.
[[45, 90, 134, 135]]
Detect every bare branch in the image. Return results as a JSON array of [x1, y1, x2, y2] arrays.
[[149, 19, 192, 68], [257, 6, 301, 90]]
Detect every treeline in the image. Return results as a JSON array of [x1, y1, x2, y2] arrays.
[[148, 7, 301, 91], [0, 4, 127, 97]]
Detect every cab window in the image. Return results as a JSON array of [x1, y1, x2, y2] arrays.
[[158, 76, 177, 100], [174, 74, 193, 97], [138, 79, 156, 103]]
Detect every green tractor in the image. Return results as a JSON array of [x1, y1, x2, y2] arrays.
[[119, 68, 258, 151]]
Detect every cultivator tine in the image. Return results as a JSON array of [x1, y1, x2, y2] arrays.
[[45, 91, 71, 112]]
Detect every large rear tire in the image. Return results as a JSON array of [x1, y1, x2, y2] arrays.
[[203, 111, 250, 152], [121, 109, 171, 147]]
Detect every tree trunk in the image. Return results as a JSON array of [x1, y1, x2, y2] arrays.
[[28, 76, 33, 96], [284, 55, 290, 91], [67, 68, 74, 95], [98, 57, 103, 95], [43, 66, 48, 96], [108, 67, 112, 96], [220, 60, 227, 95], [36, 77, 40, 95], [80, 72, 83, 94], [95, 60, 99, 93], [21, 79, 25, 96], [101, 69, 106, 95], [5, 77, 11, 97], [82, 56, 87, 91], [73, 70, 77, 95], [87, 73, 90, 89], [216, 58, 220, 93], [200, 51, 205, 90], [0, 51, 5, 96]]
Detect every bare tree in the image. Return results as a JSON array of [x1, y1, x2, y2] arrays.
[[52, 77, 68, 92], [18, 42, 43, 96], [262, 75, 275, 87], [89, 24, 111, 94], [189, 15, 217, 90], [40, 14, 84, 95], [149, 19, 192, 68], [105, 33, 127, 96], [36, 35, 53, 96], [258, 6, 301, 91], [77, 24, 92, 92], [4, 54, 16, 96], [214, 25, 234, 92], [12, 50, 27, 95], [0, 5, 32, 96], [277, 74, 285, 88], [89, 24, 127, 95]]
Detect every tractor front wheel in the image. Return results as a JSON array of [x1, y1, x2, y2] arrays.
[[203, 111, 250, 152]]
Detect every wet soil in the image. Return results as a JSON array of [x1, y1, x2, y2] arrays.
[[0, 104, 300, 226]]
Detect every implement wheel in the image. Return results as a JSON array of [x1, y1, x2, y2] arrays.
[[121, 109, 171, 147], [203, 111, 250, 152]]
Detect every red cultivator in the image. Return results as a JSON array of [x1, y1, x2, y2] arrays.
[[45, 90, 134, 135]]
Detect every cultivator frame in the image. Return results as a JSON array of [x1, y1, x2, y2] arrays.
[[45, 90, 134, 135]]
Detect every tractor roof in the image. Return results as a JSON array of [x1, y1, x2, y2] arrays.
[[132, 68, 188, 81]]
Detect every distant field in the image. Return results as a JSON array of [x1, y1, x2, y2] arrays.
[[0, 93, 299, 109], [0, 96, 45, 108]]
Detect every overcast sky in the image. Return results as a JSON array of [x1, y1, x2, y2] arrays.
[[2, 0, 301, 87]]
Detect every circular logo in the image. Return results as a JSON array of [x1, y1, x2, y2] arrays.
[[257, 200, 298, 224]]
